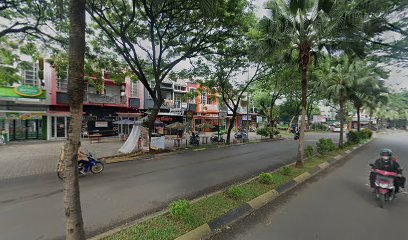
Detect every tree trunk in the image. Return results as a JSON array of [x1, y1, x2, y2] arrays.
[[64, 0, 86, 239], [296, 43, 310, 168], [226, 113, 237, 144], [269, 104, 274, 139], [288, 115, 296, 132], [357, 107, 361, 132], [148, 99, 161, 150], [339, 97, 344, 147]]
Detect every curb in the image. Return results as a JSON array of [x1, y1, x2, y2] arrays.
[[175, 139, 373, 240]]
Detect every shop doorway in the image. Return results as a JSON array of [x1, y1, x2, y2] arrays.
[[51, 116, 68, 139], [9, 119, 43, 141]]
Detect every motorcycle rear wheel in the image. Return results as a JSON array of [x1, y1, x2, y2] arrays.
[[379, 194, 385, 208], [57, 162, 64, 180], [91, 161, 104, 174]]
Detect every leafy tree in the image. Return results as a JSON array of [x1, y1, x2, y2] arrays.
[[0, 0, 68, 43], [86, 0, 251, 146], [252, 62, 299, 138]]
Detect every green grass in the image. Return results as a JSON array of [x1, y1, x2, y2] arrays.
[[103, 143, 359, 240]]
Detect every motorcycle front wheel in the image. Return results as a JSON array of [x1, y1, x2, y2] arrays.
[[91, 161, 104, 174]]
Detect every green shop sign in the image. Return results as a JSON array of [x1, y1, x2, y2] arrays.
[[14, 85, 43, 97]]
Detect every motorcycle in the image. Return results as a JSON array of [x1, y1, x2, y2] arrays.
[[234, 130, 248, 139], [370, 163, 398, 208], [57, 153, 104, 180], [294, 130, 300, 140], [210, 135, 225, 143], [189, 133, 200, 146]]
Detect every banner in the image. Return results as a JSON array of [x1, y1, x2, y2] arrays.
[[5, 112, 43, 120]]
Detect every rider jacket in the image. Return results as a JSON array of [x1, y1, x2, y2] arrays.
[[373, 158, 400, 173]]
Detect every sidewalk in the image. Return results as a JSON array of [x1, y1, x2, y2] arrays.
[[0, 132, 263, 179]]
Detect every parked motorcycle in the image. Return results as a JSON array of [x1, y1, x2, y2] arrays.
[[234, 130, 248, 139], [189, 133, 200, 146], [57, 153, 104, 180], [210, 135, 225, 143], [370, 163, 399, 208]]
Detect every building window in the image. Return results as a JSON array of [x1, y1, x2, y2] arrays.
[[201, 91, 206, 105], [207, 95, 213, 104], [131, 80, 139, 97], [174, 94, 182, 108], [189, 88, 196, 104], [174, 85, 182, 91], [22, 63, 39, 86]]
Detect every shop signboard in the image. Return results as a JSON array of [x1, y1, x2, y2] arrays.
[[95, 121, 108, 128], [14, 85, 43, 97], [5, 112, 43, 120]]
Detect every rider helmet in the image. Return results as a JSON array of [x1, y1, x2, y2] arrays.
[[380, 148, 393, 160]]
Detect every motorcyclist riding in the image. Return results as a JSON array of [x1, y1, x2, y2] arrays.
[[369, 148, 405, 192]]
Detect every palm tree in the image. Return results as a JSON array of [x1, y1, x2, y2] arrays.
[[258, 0, 343, 167], [322, 56, 354, 147], [348, 61, 386, 131]]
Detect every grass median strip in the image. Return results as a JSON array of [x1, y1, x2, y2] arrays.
[[101, 144, 361, 240]]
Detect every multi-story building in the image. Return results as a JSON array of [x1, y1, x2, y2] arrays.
[[0, 58, 48, 141], [186, 83, 222, 132], [141, 79, 197, 134], [48, 65, 142, 139]]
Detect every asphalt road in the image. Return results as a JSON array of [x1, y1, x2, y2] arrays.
[[0, 132, 339, 240], [212, 132, 408, 240]]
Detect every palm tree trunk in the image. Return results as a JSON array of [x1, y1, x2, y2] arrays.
[[357, 107, 361, 132], [339, 97, 344, 147], [64, 0, 86, 239], [296, 43, 310, 168]]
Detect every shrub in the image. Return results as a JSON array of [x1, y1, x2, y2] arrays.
[[316, 138, 336, 155], [305, 145, 314, 158], [225, 186, 245, 199], [280, 166, 292, 176], [256, 127, 280, 137], [169, 199, 191, 220], [256, 127, 269, 137], [360, 128, 373, 139], [310, 123, 329, 131], [347, 131, 361, 144], [259, 172, 273, 184]]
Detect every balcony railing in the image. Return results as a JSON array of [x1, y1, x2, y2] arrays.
[[198, 104, 219, 112], [57, 81, 68, 92], [85, 93, 125, 105]]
